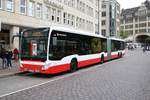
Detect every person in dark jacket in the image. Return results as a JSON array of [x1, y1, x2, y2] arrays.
[[0, 48, 7, 69], [13, 48, 19, 62], [6, 49, 13, 68]]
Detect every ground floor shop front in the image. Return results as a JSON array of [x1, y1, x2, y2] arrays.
[[0, 24, 20, 52]]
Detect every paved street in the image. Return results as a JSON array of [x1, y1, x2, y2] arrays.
[[0, 49, 150, 100]]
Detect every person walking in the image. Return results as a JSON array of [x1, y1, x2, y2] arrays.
[[6, 49, 13, 69], [0, 48, 7, 69], [13, 48, 19, 62]]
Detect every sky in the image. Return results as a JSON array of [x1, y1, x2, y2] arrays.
[[117, 0, 146, 9]]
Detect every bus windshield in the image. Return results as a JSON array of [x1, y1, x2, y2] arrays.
[[21, 28, 49, 61]]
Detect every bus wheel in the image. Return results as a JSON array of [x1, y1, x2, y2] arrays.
[[101, 55, 104, 64], [70, 59, 77, 73]]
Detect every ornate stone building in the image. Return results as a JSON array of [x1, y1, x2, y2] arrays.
[[120, 0, 150, 43]]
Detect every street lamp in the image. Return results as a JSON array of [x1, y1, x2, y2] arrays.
[[98, 0, 100, 35]]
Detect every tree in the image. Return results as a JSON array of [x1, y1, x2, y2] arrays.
[[119, 30, 128, 39]]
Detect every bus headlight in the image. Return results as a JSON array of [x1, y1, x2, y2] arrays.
[[20, 64, 23, 68], [42, 67, 45, 70]]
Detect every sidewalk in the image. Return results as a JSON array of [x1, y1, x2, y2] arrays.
[[0, 60, 20, 78]]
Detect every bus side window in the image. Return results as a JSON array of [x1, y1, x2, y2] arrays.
[[52, 37, 57, 46]]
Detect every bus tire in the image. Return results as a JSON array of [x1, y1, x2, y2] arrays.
[[101, 55, 104, 64], [70, 59, 77, 73]]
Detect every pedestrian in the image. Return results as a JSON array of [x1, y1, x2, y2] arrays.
[[0, 48, 7, 69], [6, 49, 13, 69], [143, 47, 146, 52], [13, 48, 19, 62]]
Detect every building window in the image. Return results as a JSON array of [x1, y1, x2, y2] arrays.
[[77, 0, 80, 10], [82, 19, 85, 29], [63, 12, 67, 24], [76, 17, 79, 27], [139, 29, 146, 33], [148, 22, 150, 27], [86, 6, 93, 17], [36, 3, 42, 18], [102, 12, 106, 17], [44, 6, 50, 20], [71, 15, 75, 26], [135, 17, 138, 22], [95, 11, 98, 19], [64, 0, 68, 5], [139, 10, 146, 16], [20, 0, 26, 14], [125, 25, 133, 29], [135, 30, 139, 34], [148, 29, 150, 33], [139, 16, 147, 21], [102, 20, 106, 26], [57, 10, 61, 23], [0, 0, 2, 9], [95, 0, 98, 6], [95, 24, 98, 34], [52, 8, 56, 22], [7, 0, 14, 12], [28, 1, 35, 17], [125, 18, 133, 23], [120, 19, 124, 24], [121, 26, 124, 30], [102, 4, 106, 8], [86, 21, 93, 31], [68, 14, 71, 25], [139, 23, 146, 27], [79, 18, 82, 27], [135, 24, 138, 28], [101, 29, 106, 36]]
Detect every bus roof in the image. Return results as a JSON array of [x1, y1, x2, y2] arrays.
[[50, 26, 107, 39]]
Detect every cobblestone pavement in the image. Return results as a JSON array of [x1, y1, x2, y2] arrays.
[[1, 49, 150, 100]]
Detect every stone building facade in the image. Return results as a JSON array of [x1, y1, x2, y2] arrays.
[[101, 0, 120, 37], [0, 0, 101, 50], [120, 0, 150, 43]]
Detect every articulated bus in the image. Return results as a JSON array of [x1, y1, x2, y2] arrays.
[[19, 26, 125, 74]]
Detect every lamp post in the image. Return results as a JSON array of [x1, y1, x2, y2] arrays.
[[98, 0, 100, 35]]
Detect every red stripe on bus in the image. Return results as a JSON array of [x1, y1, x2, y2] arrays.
[[20, 57, 109, 74], [111, 54, 119, 59], [78, 58, 101, 68], [20, 64, 43, 71], [104, 57, 108, 61], [41, 64, 70, 74]]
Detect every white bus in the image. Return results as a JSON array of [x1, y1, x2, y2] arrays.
[[20, 26, 125, 74]]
